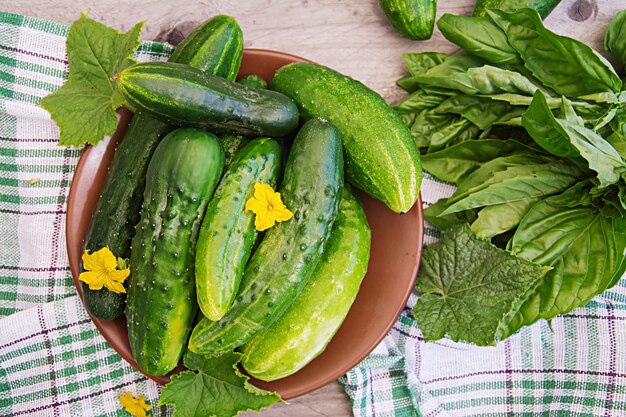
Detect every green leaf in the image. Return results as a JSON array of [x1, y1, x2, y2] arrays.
[[437, 14, 521, 66], [39, 14, 143, 147], [402, 52, 449, 76], [471, 198, 541, 239], [488, 8, 622, 97], [395, 89, 448, 113], [500, 197, 626, 339], [435, 95, 526, 129], [605, 9, 626, 68], [411, 110, 480, 152], [413, 54, 486, 95], [421, 138, 541, 183], [413, 223, 548, 346], [159, 351, 281, 417], [424, 198, 478, 231]]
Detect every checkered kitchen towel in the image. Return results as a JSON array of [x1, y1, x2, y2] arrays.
[[3, 9, 626, 417]]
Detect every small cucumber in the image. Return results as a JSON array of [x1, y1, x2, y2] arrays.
[[472, 0, 561, 19], [116, 62, 300, 138], [241, 186, 371, 381], [196, 138, 282, 321], [379, 0, 438, 40], [238, 74, 268, 89], [270, 62, 422, 214], [126, 128, 224, 376], [188, 118, 344, 356], [81, 15, 243, 321], [219, 134, 249, 168]]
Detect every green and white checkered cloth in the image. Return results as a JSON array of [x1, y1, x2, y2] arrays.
[[2, 10, 626, 417]]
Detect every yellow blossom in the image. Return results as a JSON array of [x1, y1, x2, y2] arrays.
[[245, 182, 294, 231], [118, 391, 151, 417], [79, 247, 130, 294]]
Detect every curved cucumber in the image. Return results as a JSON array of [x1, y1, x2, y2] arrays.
[[379, 0, 437, 40], [82, 15, 243, 320], [116, 62, 300, 138], [270, 62, 422, 213], [196, 137, 282, 321], [219, 134, 249, 168], [188, 118, 344, 356], [241, 186, 371, 381], [126, 128, 224, 376], [238, 74, 268, 89]]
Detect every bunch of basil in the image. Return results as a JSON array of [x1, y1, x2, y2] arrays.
[[399, 8, 626, 340]]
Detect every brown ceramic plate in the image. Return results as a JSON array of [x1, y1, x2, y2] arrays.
[[66, 48, 424, 400]]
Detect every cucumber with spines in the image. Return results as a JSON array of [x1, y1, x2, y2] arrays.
[[81, 15, 243, 321], [196, 138, 282, 321], [219, 134, 249, 168], [188, 118, 344, 356], [126, 128, 224, 376], [238, 74, 268, 89]]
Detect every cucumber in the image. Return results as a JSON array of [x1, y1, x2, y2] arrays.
[[188, 118, 344, 356], [241, 186, 371, 381], [126, 128, 224, 376], [379, 0, 437, 40], [196, 137, 282, 321], [81, 15, 243, 321], [219, 134, 249, 168], [472, 0, 561, 19], [238, 74, 268, 89], [116, 62, 300, 138], [270, 62, 422, 214]]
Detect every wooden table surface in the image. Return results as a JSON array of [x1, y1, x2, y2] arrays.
[[4, 0, 624, 415]]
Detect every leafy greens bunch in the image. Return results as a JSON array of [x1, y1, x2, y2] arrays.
[[400, 8, 626, 345]]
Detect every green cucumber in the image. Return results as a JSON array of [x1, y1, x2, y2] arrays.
[[188, 118, 344, 356], [472, 0, 561, 19], [241, 186, 371, 381], [126, 128, 224, 376], [219, 134, 249, 168], [270, 62, 422, 214], [238, 74, 268, 89], [379, 0, 438, 40], [81, 15, 243, 321], [116, 62, 300, 138], [196, 138, 282, 321]]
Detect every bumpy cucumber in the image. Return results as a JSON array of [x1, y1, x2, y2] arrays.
[[241, 186, 371, 381], [219, 134, 249, 168], [188, 118, 344, 355], [379, 0, 437, 40], [238, 74, 268, 89], [116, 62, 300, 138], [270, 62, 422, 214], [196, 138, 282, 321], [126, 128, 224, 376], [81, 15, 243, 321]]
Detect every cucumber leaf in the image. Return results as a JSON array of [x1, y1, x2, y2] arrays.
[[413, 223, 548, 346], [500, 196, 626, 339], [437, 14, 521, 66], [39, 14, 143, 147], [159, 351, 281, 417], [488, 8, 622, 97]]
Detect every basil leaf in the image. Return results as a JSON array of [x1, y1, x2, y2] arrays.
[[421, 138, 541, 183], [471, 198, 541, 239], [413, 54, 486, 94], [411, 110, 479, 152], [402, 52, 449, 75], [523, 91, 626, 188], [437, 14, 521, 65], [424, 198, 478, 231], [488, 8, 622, 96], [501, 197, 626, 339], [394, 88, 448, 113], [436, 95, 526, 129], [605, 9, 626, 68]]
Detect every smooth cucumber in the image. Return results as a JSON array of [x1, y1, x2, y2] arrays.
[[270, 62, 422, 213], [188, 118, 344, 356], [241, 186, 371, 381], [219, 134, 249, 168], [126, 128, 224, 376], [81, 15, 243, 321], [379, 0, 437, 40], [238, 74, 268, 89], [116, 62, 300, 138], [196, 137, 282, 321]]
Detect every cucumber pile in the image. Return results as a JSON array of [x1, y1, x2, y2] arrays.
[[85, 15, 421, 379]]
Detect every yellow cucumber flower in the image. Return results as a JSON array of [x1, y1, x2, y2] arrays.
[[118, 391, 151, 417], [245, 182, 294, 231], [79, 247, 130, 294]]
